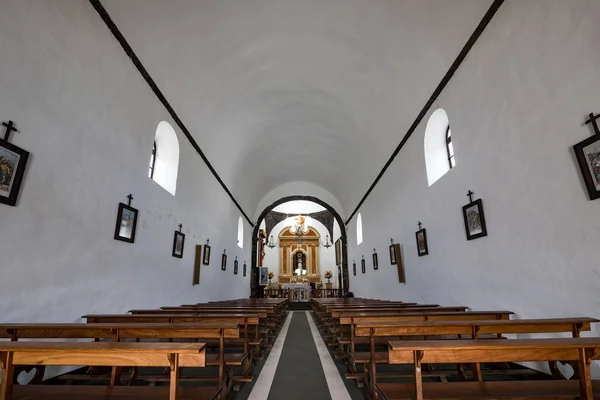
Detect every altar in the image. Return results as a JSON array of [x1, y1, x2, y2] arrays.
[[282, 283, 311, 302]]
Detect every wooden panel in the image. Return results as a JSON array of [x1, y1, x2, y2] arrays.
[[193, 245, 201, 285], [388, 348, 582, 364], [118, 327, 239, 339], [11, 385, 220, 400]]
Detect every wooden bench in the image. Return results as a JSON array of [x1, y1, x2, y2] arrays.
[[352, 317, 598, 397], [379, 338, 600, 400], [0, 342, 214, 400]]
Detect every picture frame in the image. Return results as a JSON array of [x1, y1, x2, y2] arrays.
[[372, 250, 378, 270], [203, 244, 211, 265], [415, 229, 428, 256], [243, 262, 247, 277], [259, 267, 269, 286], [389, 244, 397, 265], [335, 238, 342, 266], [573, 134, 600, 200], [233, 258, 238, 275], [172, 231, 185, 258], [393, 244, 406, 284], [0, 138, 30, 207], [462, 198, 488, 240], [361, 257, 366, 274], [114, 202, 138, 243], [221, 251, 227, 271], [352, 261, 356, 276], [192, 245, 202, 285]]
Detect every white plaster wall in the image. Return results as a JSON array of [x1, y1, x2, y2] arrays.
[[0, 0, 252, 329], [263, 217, 339, 287], [346, 0, 600, 373]]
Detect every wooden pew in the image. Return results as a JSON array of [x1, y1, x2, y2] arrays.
[[0, 342, 214, 400], [378, 338, 600, 400], [352, 317, 598, 398]]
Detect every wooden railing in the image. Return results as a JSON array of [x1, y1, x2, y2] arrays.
[[261, 288, 346, 299]]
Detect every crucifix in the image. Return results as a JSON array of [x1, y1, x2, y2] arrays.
[[178, 224, 183, 232], [2, 120, 18, 142], [418, 221, 422, 230], [585, 112, 600, 136], [390, 238, 394, 245], [127, 194, 134, 206], [467, 190, 474, 203]]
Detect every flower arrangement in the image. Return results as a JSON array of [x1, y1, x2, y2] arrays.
[[324, 270, 333, 279], [268, 271, 274, 279]]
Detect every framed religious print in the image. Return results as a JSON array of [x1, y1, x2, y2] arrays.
[[361, 257, 366, 274], [462, 198, 487, 240], [221, 250, 227, 271], [335, 238, 342, 266], [372, 249, 378, 270], [243, 261, 247, 277], [172, 231, 185, 258], [233, 258, 239, 275], [352, 260, 357, 276], [389, 243, 397, 265], [259, 267, 269, 286], [0, 137, 29, 207], [394, 244, 406, 283], [573, 113, 600, 200], [114, 202, 138, 243], [192, 245, 202, 285], [415, 228, 428, 256], [203, 242, 211, 265]]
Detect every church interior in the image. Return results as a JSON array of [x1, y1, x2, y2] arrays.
[[1, 0, 600, 399]]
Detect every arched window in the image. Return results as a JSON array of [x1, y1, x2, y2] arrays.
[[237, 217, 244, 249], [356, 213, 363, 245], [150, 121, 179, 195], [424, 108, 455, 186]]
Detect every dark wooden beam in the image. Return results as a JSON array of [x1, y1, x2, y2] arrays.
[[88, 0, 253, 227], [345, 0, 505, 225]]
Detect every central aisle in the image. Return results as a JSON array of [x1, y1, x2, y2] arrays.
[[267, 312, 330, 399]]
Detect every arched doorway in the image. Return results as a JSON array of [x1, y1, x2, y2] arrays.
[[251, 195, 348, 297]]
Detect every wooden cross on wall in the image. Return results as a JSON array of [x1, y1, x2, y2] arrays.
[[127, 194, 134, 206], [2, 120, 18, 142], [418, 221, 422, 230], [178, 224, 183, 232], [467, 190, 474, 203], [585, 112, 600, 136]]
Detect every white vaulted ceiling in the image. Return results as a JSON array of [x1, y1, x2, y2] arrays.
[[102, 0, 492, 219]]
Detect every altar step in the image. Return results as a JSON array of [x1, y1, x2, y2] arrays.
[[288, 302, 312, 311]]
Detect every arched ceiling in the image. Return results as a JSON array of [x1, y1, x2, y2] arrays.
[[102, 0, 492, 219]]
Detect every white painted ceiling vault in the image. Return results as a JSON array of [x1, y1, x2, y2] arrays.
[[102, 0, 493, 220]]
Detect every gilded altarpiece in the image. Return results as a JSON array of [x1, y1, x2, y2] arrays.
[[277, 226, 322, 284]]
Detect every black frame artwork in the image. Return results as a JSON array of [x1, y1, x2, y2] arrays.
[[335, 238, 342, 266], [372, 250, 378, 270], [573, 133, 600, 201], [415, 229, 428, 256], [361, 257, 366, 274], [114, 203, 138, 243], [221, 251, 227, 271], [259, 267, 269, 286], [462, 198, 487, 240], [0, 138, 29, 207], [233, 258, 238, 275], [389, 244, 397, 265], [203, 243, 211, 265], [243, 261, 247, 277], [353, 260, 357, 276], [172, 231, 185, 258]]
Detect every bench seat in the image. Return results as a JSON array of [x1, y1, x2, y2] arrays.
[[350, 352, 389, 364], [10, 385, 221, 400], [377, 380, 600, 400], [206, 353, 248, 366]]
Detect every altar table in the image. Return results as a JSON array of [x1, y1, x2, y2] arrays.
[[282, 284, 311, 302]]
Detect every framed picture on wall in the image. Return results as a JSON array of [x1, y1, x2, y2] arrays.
[[172, 231, 185, 258], [233, 257, 238, 275], [203, 243, 211, 265], [335, 238, 342, 266], [389, 244, 397, 265], [0, 137, 29, 207], [392, 243, 406, 283], [372, 250, 378, 270], [361, 256, 366, 274], [221, 251, 227, 271], [243, 261, 247, 277], [114, 203, 138, 243], [353, 260, 356, 276], [462, 198, 487, 240], [573, 124, 600, 200], [259, 267, 269, 286], [415, 229, 428, 256]]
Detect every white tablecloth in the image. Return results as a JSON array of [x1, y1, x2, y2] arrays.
[[282, 284, 311, 302]]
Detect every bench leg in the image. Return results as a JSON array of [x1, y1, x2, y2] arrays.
[[578, 348, 593, 400], [168, 353, 180, 400], [0, 351, 14, 400], [414, 350, 424, 400]]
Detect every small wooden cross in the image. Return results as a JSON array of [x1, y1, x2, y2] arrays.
[[390, 238, 394, 245], [418, 221, 422, 230], [467, 190, 474, 203], [127, 194, 134, 206], [585, 112, 600, 136], [2, 120, 18, 142], [178, 224, 183, 232]]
